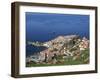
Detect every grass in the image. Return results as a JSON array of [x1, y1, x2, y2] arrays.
[[26, 49, 89, 67]]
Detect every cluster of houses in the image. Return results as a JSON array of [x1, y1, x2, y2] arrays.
[[26, 35, 89, 64]]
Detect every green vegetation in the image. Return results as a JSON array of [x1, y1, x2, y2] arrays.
[[26, 49, 89, 67]]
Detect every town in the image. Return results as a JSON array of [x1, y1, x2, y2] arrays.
[[26, 35, 89, 67]]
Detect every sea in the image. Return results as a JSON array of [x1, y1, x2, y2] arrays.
[[26, 12, 89, 57]]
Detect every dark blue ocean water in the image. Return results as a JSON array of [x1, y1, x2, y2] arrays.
[[26, 12, 89, 56]]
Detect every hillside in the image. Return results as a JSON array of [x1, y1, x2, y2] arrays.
[[26, 35, 89, 67]]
